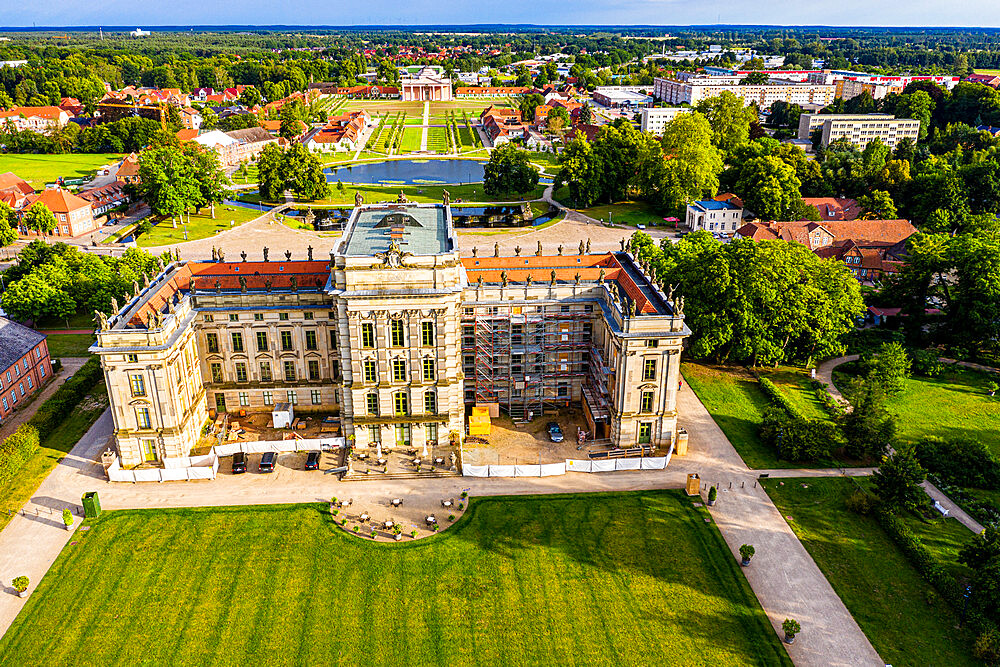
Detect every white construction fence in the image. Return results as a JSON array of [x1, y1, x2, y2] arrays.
[[106, 437, 346, 483], [464, 448, 672, 478]]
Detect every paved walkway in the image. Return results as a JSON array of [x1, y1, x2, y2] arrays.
[[815, 354, 859, 404], [922, 480, 985, 533], [0, 358, 88, 441], [420, 101, 430, 152]]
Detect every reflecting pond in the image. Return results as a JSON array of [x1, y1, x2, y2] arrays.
[[325, 159, 486, 185]]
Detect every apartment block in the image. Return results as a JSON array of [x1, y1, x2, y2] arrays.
[[639, 107, 692, 135], [797, 113, 920, 149], [652, 77, 836, 107]]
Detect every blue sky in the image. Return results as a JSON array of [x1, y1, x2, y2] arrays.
[[2, 0, 995, 29]]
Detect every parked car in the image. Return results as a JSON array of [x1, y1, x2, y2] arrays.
[[232, 452, 247, 474], [305, 451, 320, 470], [547, 422, 564, 443], [259, 451, 276, 473]]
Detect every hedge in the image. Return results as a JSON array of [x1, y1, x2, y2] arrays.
[[757, 376, 804, 420], [0, 424, 40, 484], [27, 356, 103, 442]]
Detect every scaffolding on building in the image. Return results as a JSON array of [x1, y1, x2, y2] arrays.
[[462, 303, 610, 424]]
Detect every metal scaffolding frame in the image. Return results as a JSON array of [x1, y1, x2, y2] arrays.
[[462, 303, 606, 423]]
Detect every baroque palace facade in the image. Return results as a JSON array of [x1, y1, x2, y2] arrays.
[[92, 203, 689, 467]]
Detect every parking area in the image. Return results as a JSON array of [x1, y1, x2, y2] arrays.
[[218, 449, 343, 477], [462, 408, 597, 466]]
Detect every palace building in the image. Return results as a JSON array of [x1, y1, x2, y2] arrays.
[[92, 203, 689, 467], [400, 66, 453, 102]]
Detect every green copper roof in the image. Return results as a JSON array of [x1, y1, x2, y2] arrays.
[[343, 206, 451, 256]]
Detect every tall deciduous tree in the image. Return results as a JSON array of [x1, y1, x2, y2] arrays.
[[658, 111, 723, 211], [872, 446, 927, 513], [735, 155, 802, 220], [23, 201, 57, 239], [695, 91, 757, 155], [137, 146, 200, 226], [484, 143, 539, 196]]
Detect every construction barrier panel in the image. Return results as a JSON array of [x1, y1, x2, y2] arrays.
[[463, 465, 489, 477], [463, 456, 670, 477]]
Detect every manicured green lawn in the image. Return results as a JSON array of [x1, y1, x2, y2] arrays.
[[400, 127, 424, 152], [763, 477, 978, 667], [761, 367, 831, 422], [834, 364, 1000, 454], [0, 381, 107, 532], [44, 334, 95, 357], [426, 126, 450, 153], [0, 153, 122, 189], [682, 362, 786, 469], [554, 192, 670, 227], [136, 205, 263, 248], [1, 492, 790, 666]]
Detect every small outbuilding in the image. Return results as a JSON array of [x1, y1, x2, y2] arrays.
[[272, 402, 294, 429]]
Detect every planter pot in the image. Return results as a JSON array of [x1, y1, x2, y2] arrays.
[[64, 523, 73, 531], [707, 499, 716, 507], [741, 557, 751, 567], [16, 590, 27, 599], [394, 534, 402, 541], [784, 633, 796, 645]]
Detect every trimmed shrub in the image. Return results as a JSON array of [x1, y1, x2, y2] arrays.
[[0, 425, 40, 484], [760, 406, 837, 462], [758, 377, 803, 419], [28, 356, 102, 442], [911, 349, 943, 377], [915, 438, 1000, 490]]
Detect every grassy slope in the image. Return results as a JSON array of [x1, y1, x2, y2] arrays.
[[136, 205, 262, 248], [0, 492, 790, 666], [552, 190, 668, 227], [763, 477, 978, 667], [835, 364, 1000, 454], [761, 368, 831, 422], [0, 381, 108, 532], [0, 153, 122, 188]]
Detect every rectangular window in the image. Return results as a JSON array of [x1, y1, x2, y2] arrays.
[[256, 332, 269, 351], [305, 330, 317, 350], [39, 365, 45, 379], [638, 422, 652, 444], [235, 362, 248, 383], [26, 377, 32, 390], [136, 407, 151, 429], [2, 397, 7, 411], [642, 359, 657, 381], [367, 393, 379, 415], [304, 312, 314, 320], [311, 390, 321, 405], [363, 360, 377, 383], [262, 391, 273, 405], [308, 360, 320, 381], [204, 314, 214, 322], [369, 425, 381, 444], [421, 321, 435, 347], [129, 374, 146, 397], [330, 331, 338, 348], [392, 358, 406, 382], [425, 423, 438, 444], [281, 331, 293, 351], [279, 313, 289, 321], [229, 314, 239, 322], [640, 390, 654, 413], [390, 319, 405, 347], [361, 322, 375, 348], [254, 313, 264, 321], [422, 358, 435, 382], [286, 390, 298, 405], [239, 391, 249, 406], [424, 390, 437, 414], [646, 339, 659, 348], [259, 362, 272, 382], [206, 333, 219, 353], [283, 362, 296, 382], [211, 363, 223, 383], [126, 353, 139, 363], [394, 392, 409, 415]]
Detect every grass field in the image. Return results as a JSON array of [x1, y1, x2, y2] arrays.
[[0, 492, 790, 666], [400, 127, 424, 152], [0, 381, 107, 532], [136, 205, 262, 248], [763, 477, 978, 666], [553, 193, 670, 228], [426, 126, 450, 153], [834, 364, 1000, 454], [44, 334, 95, 358], [0, 153, 122, 189], [682, 363, 843, 469]]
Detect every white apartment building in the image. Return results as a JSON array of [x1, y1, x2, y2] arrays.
[[797, 113, 921, 149], [653, 77, 836, 107], [640, 107, 692, 134]]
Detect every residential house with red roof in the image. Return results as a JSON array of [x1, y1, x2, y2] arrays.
[[304, 110, 371, 153], [0, 172, 34, 210], [801, 197, 862, 221], [0, 106, 73, 132], [21, 187, 97, 237]]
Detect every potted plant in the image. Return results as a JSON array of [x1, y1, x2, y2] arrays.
[[432, 524, 439, 532], [458, 502, 464, 511], [62, 509, 73, 531], [739, 544, 755, 566], [707, 486, 718, 507], [410, 530, 418, 539], [330, 497, 338, 514], [370, 528, 377, 539], [393, 526, 402, 541], [460, 491, 468, 500], [353, 525, 359, 534], [12, 576, 28, 598], [782, 619, 800, 644], [448, 514, 456, 522]]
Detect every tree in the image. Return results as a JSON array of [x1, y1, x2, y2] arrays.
[[840, 382, 896, 460], [577, 103, 592, 125], [237, 86, 262, 107], [695, 91, 757, 154], [894, 90, 935, 140], [735, 156, 802, 220], [183, 143, 228, 218], [740, 71, 769, 85], [658, 111, 723, 211], [484, 144, 539, 196], [546, 105, 570, 133], [961, 526, 1000, 572], [858, 190, 898, 219], [283, 144, 330, 200], [257, 143, 286, 202], [0, 201, 18, 247], [556, 135, 602, 207], [517, 93, 545, 123], [23, 202, 56, 238], [137, 146, 200, 226], [279, 103, 302, 140], [872, 446, 927, 513]]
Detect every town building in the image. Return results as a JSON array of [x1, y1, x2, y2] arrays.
[[797, 113, 920, 150], [92, 203, 689, 467], [735, 219, 917, 283], [592, 87, 653, 109], [801, 197, 862, 221], [77, 181, 131, 219], [480, 106, 527, 146], [0, 318, 52, 424], [400, 66, 453, 102], [685, 196, 744, 233], [193, 128, 277, 167], [305, 110, 372, 153], [22, 188, 97, 237], [0, 172, 34, 210], [454, 86, 531, 98], [0, 106, 73, 132], [639, 107, 692, 134], [652, 77, 836, 107]]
